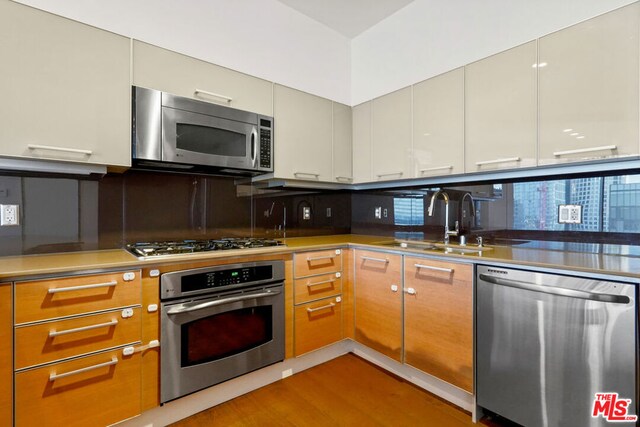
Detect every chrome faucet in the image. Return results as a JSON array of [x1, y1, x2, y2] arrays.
[[459, 192, 476, 221], [427, 190, 459, 245]]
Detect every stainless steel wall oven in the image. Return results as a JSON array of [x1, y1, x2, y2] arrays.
[[160, 260, 285, 403]]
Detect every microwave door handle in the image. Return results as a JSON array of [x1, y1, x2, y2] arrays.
[[251, 127, 258, 168]]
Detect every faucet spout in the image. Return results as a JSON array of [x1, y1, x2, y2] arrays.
[[428, 190, 458, 244]]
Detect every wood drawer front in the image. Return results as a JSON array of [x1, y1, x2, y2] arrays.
[[15, 308, 142, 370], [16, 348, 141, 427], [15, 271, 141, 324], [294, 249, 342, 278], [295, 272, 342, 304], [294, 296, 342, 356], [404, 256, 473, 392]]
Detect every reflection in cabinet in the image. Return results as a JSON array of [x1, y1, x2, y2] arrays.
[[354, 250, 402, 361], [404, 257, 473, 392], [413, 68, 464, 177], [465, 41, 537, 172], [15, 349, 141, 427], [0, 283, 11, 427], [0, 1, 131, 167], [132, 40, 273, 116], [372, 88, 412, 181], [274, 85, 333, 181], [352, 101, 373, 183], [333, 102, 353, 183], [538, 4, 640, 165]]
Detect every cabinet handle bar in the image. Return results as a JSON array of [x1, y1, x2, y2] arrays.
[[49, 357, 118, 381], [419, 165, 453, 173], [475, 157, 520, 166], [307, 302, 336, 313], [376, 172, 403, 178], [48, 281, 118, 294], [553, 145, 617, 157], [307, 255, 336, 262], [49, 319, 119, 338], [194, 89, 232, 103], [361, 256, 389, 263], [414, 264, 454, 273], [28, 144, 92, 156], [306, 279, 336, 288], [294, 172, 320, 179]]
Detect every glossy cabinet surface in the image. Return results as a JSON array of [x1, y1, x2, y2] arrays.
[[354, 250, 402, 361], [133, 40, 273, 116], [294, 296, 342, 356], [538, 3, 640, 165], [413, 68, 464, 177], [404, 257, 473, 392], [333, 102, 354, 183], [372, 87, 412, 181], [295, 272, 342, 304], [0, 1, 131, 167], [0, 284, 11, 427], [465, 41, 537, 172], [352, 102, 373, 183], [274, 85, 334, 181]]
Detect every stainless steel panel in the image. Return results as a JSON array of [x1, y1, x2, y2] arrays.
[[162, 90, 258, 124], [477, 265, 637, 427], [132, 86, 162, 161]]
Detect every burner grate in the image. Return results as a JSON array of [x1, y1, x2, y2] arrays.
[[126, 238, 285, 258]]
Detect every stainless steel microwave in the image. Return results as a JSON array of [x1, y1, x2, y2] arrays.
[[132, 86, 273, 176]]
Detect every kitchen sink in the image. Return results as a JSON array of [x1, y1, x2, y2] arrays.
[[376, 240, 492, 255]]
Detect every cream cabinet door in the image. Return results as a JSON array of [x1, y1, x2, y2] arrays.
[[372, 87, 412, 181], [413, 68, 464, 178], [352, 102, 372, 183], [538, 4, 639, 165], [132, 41, 273, 116], [465, 41, 537, 172], [0, 1, 131, 167], [273, 85, 333, 181], [333, 102, 353, 183]]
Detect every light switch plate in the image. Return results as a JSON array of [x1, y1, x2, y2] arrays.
[[558, 204, 582, 224]]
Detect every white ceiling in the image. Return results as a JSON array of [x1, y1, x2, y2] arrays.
[[276, 0, 416, 38]]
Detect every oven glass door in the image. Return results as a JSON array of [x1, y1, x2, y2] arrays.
[[161, 285, 284, 403], [162, 107, 257, 169]]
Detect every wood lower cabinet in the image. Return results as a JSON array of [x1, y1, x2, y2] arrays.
[[404, 256, 473, 392], [294, 296, 342, 356], [141, 270, 161, 411], [354, 250, 402, 361], [294, 249, 343, 278], [15, 349, 141, 427], [0, 283, 12, 427]]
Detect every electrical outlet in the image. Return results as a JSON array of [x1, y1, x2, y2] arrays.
[[326, 207, 332, 218], [558, 204, 582, 224], [383, 208, 388, 218], [0, 204, 19, 226], [302, 206, 311, 220], [374, 207, 382, 219]]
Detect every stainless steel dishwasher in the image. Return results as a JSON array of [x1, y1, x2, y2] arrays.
[[477, 265, 637, 427]]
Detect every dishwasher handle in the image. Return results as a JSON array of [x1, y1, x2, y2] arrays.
[[479, 274, 631, 304]]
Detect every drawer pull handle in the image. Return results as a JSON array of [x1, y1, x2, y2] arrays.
[[307, 302, 336, 313], [28, 144, 93, 156], [415, 264, 454, 273], [475, 157, 520, 166], [306, 279, 336, 288], [48, 280, 118, 294], [194, 89, 232, 103], [307, 255, 336, 262], [361, 256, 389, 264], [553, 145, 617, 157], [49, 319, 119, 338], [49, 357, 118, 382], [294, 172, 321, 179]]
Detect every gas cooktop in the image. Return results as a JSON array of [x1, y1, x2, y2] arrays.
[[126, 238, 285, 258]]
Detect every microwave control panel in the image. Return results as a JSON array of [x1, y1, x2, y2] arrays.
[[259, 118, 272, 170]]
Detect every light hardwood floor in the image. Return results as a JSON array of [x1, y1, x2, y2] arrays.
[[170, 354, 510, 426]]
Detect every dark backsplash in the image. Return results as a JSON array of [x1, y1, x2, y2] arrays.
[[0, 170, 638, 256]]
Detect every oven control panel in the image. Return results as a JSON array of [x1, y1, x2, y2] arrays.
[[160, 261, 285, 300]]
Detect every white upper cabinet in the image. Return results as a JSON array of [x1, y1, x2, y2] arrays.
[[273, 85, 333, 181], [0, 1, 131, 167], [412, 68, 464, 178], [132, 41, 273, 116], [538, 4, 640, 165], [372, 87, 412, 181], [333, 102, 353, 183], [352, 102, 373, 183], [465, 41, 537, 172]]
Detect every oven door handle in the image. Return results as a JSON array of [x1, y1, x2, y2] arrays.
[[166, 290, 281, 315]]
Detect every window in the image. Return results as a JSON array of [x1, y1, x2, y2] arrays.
[[393, 197, 424, 226]]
